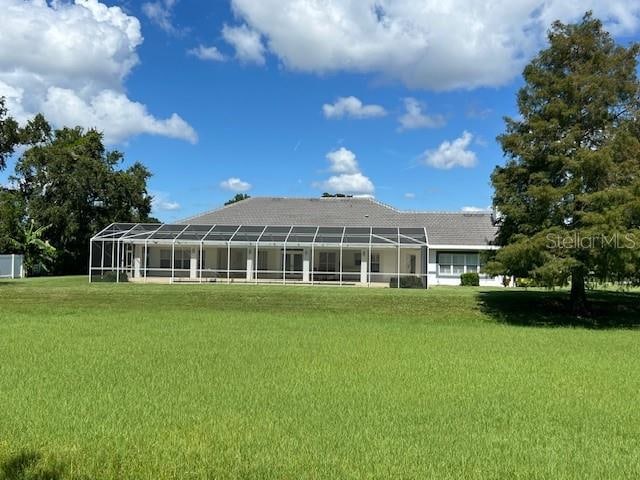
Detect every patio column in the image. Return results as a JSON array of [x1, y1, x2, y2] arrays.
[[133, 244, 142, 278], [302, 248, 310, 283], [190, 247, 198, 280], [360, 248, 368, 284], [246, 247, 254, 281]]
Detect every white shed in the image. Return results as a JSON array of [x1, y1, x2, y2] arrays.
[[0, 254, 24, 279]]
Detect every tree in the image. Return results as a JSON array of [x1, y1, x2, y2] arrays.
[[224, 193, 250, 206], [11, 221, 57, 275], [321, 192, 353, 198], [12, 124, 154, 274], [489, 13, 640, 314], [0, 97, 20, 172], [0, 188, 24, 253]]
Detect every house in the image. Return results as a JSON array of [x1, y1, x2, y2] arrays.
[[89, 197, 503, 287]]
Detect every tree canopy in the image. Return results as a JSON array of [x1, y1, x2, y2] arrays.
[[224, 193, 250, 206], [0, 99, 156, 275], [489, 13, 640, 313], [0, 97, 20, 172]]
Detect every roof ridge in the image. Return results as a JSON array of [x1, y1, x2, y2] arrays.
[[179, 196, 495, 223], [402, 210, 493, 215]]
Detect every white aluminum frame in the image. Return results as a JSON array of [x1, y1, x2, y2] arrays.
[[89, 222, 437, 287]]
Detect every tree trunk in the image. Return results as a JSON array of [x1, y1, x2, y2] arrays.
[[570, 268, 589, 316]]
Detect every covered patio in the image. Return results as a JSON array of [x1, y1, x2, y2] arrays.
[[89, 223, 429, 287]]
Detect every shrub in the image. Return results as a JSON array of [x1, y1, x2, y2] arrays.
[[460, 272, 480, 286], [95, 271, 128, 283], [515, 277, 535, 288], [389, 276, 424, 289]]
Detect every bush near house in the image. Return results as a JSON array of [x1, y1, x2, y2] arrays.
[[93, 272, 128, 283], [389, 276, 424, 288], [460, 272, 480, 286]]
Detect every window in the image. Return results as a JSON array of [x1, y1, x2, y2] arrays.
[[174, 248, 190, 270], [371, 253, 380, 273], [217, 249, 227, 269], [452, 254, 465, 275], [466, 254, 479, 273], [409, 254, 416, 274], [319, 252, 337, 271], [258, 251, 268, 271], [124, 244, 133, 269], [438, 252, 480, 276], [354, 252, 361, 267], [160, 249, 171, 269], [159, 248, 190, 270]]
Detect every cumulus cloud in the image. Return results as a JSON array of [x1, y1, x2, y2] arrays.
[[398, 97, 445, 130], [323, 96, 387, 119], [326, 147, 359, 174], [421, 131, 477, 169], [227, 0, 640, 90], [220, 177, 252, 192], [461, 206, 491, 212], [222, 24, 266, 65], [0, 0, 196, 144], [315, 147, 374, 195], [142, 0, 179, 34], [151, 191, 181, 212], [188, 45, 226, 62]]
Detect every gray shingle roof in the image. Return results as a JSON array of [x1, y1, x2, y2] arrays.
[[181, 197, 497, 246]]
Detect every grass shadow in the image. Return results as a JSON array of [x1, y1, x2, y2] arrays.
[[477, 288, 640, 329], [1, 451, 65, 480]]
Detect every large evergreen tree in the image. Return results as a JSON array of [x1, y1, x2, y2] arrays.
[[12, 123, 154, 274], [489, 13, 640, 314]]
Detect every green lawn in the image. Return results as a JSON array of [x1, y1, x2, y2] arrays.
[[1, 277, 639, 479]]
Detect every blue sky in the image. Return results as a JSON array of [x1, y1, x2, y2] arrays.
[[1, 0, 639, 221]]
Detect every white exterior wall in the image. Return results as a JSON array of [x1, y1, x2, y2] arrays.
[[256, 247, 281, 273], [427, 248, 504, 287], [122, 243, 505, 288]]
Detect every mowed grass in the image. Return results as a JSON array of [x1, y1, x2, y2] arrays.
[[1, 278, 639, 479]]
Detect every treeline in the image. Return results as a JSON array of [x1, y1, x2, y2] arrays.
[[0, 99, 157, 276]]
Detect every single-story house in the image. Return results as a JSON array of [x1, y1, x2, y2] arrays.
[[89, 196, 503, 287]]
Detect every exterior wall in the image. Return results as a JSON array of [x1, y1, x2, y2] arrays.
[[109, 242, 505, 288], [427, 248, 504, 287]]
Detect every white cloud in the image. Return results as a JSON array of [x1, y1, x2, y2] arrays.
[[323, 96, 387, 119], [398, 98, 445, 130], [0, 0, 196, 145], [421, 131, 477, 169], [315, 147, 374, 195], [222, 24, 266, 65], [322, 173, 375, 195], [151, 191, 181, 212], [404, 192, 415, 199], [42, 88, 197, 144], [466, 103, 492, 119], [142, 0, 179, 34], [188, 45, 226, 62], [220, 177, 252, 192], [326, 147, 359, 174], [228, 0, 640, 90], [462, 206, 491, 212]]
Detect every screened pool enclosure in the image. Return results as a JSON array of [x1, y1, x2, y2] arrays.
[[90, 223, 430, 287]]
